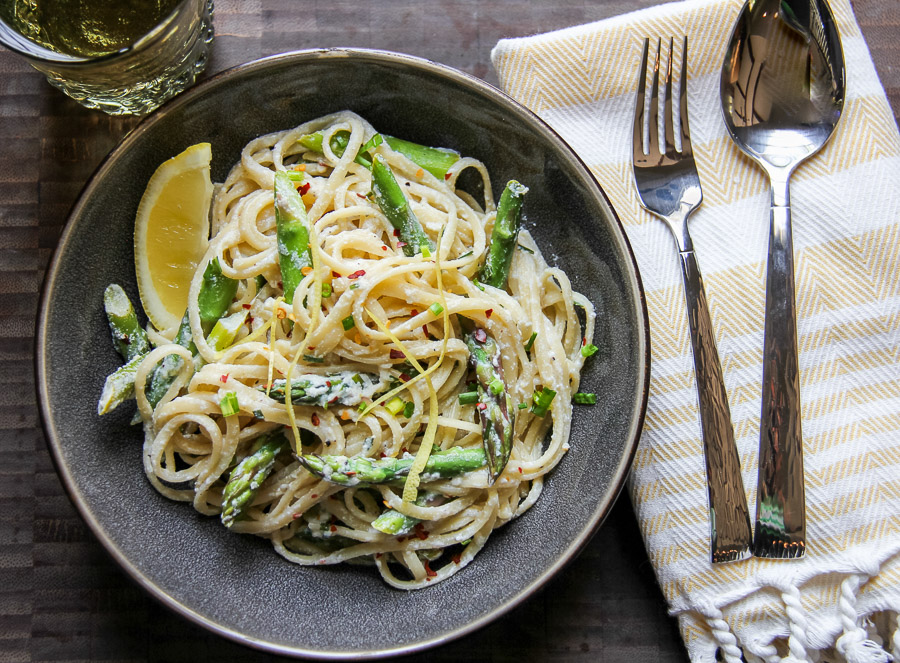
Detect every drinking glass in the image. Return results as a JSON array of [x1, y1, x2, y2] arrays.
[[0, 0, 214, 115]]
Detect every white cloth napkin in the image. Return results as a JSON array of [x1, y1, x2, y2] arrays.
[[492, 1, 900, 661]]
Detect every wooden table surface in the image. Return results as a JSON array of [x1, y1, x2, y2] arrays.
[[2, 1, 898, 661]]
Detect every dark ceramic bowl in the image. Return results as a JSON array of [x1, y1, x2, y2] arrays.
[[36, 49, 649, 659]]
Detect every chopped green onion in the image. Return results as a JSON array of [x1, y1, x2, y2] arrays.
[[472, 279, 485, 292], [321, 283, 332, 298], [286, 170, 305, 182], [573, 392, 597, 405], [360, 133, 383, 154], [518, 402, 528, 410], [458, 391, 479, 405], [303, 354, 325, 363], [458, 250, 473, 259], [358, 402, 368, 412], [517, 243, 534, 254], [429, 302, 444, 316], [421, 245, 432, 258], [349, 283, 359, 290], [524, 332, 537, 352], [252, 409, 265, 419], [385, 396, 405, 416], [488, 378, 504, 395], [342, 315, 355, 331], [581, 343, 599, 358], [403, 401, 415, 418], [352, 374, 364, 385], [530, 388, 556, 417], [219, 391, 240, 417]]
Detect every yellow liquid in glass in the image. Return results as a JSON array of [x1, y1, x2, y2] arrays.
[[0, 0, 181, 57]]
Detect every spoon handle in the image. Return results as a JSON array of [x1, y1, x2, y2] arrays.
[[679, 249, 753, 563], [756, 179, 807, 558]]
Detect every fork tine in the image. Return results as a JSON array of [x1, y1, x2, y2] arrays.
[[632, 38, 650, 162], [663, 37, 676, 157], [648, 38, 662, 158], [679, 36, 694, 157]]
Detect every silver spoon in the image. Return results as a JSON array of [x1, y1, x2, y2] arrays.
[[720, 0, 845, 558]]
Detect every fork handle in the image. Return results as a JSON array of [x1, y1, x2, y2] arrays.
[[679, 248, 753, 563], [754, 194, 806, 558]]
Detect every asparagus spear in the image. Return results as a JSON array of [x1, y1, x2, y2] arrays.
[[478, 180, 528, 289], [371, 491, 446, 535], [263, 371, 383, 407], [97, 285, 152, 416], [97, 354, 146, 415], [464, 331, 515, 482], [298, 447, 486, 486], [221, 432, 290, 528], [370, 154, 434, 257], [298, 131, 458, 178], [274, 170, 313, 304], [103, 284, 151, 361], [383, 135, 459, 179], [145, 258, 238, 409]]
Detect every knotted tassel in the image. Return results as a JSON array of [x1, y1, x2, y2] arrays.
[[781, 583, 812, 663], [834, 575, 892, 663]]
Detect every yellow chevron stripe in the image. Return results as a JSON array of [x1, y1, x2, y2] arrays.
[[494, 0, 863, 115]]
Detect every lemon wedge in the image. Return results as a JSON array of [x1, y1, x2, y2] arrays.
[[134, 142, 213, 331]]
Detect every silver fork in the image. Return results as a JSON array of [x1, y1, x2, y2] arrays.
[[632, 37, 752, 564]]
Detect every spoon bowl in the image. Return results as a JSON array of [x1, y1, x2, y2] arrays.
[[720, 0, 845, 558]]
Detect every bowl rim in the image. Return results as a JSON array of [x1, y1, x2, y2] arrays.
[[34, 47, 651, 660]]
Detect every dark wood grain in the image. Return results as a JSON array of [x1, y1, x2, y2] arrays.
[[2, 0, 897, 661]]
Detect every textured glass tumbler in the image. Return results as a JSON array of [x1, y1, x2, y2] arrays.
[[0, 0, 214, 115]]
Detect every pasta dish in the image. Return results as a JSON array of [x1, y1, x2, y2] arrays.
[[98, 111, 597, 589]]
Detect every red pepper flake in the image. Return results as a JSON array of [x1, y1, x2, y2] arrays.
[[356, 192, 366, 199], [423, 560, 437, 577], [346, 471, 356, 476], [399, 373, 411, 382], [393, 229, 400, 237], [396, 241, 407, 248], [332, 271, 340, 278], [410, 309, 419, 317], [348, 270, 365, 279], [299, 182, 311, 195], [247, 316, 254, 325], [311, 412, 320, 426], [242, 303, 252, 309], [518, 467, 523, 474], [328, 396, 338, 405], [451, 552, 462, 564], [444, 172, 452, 180], [415, 168, 424, 179], [413, 523, 429, 540], [474, 328, 487, 343], [390, 349, 405, 359], [582, 337, 587, 346], [292, 513, 303, 519], [330, 524, 337, 533], [485, 309, 493, 319], [220, 374, 229, 383], [311, 494, 318, 499], [381, 245, 388, 251], [477, 402, 487, 411], [325, 381, 332, 387], [422, 325, 429, 336]]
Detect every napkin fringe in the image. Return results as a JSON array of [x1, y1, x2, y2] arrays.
[[699, 575, 896, 663]]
